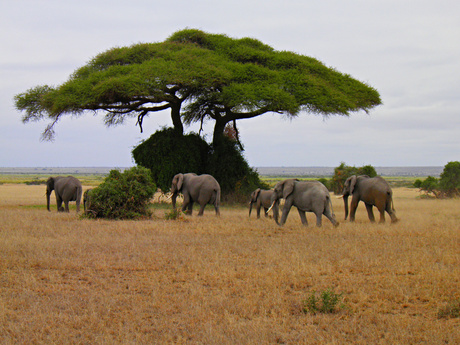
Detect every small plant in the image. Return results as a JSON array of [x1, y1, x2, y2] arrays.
[[302, 288, 344, 314], [437, 298, 460, 319], [164, 208, 183, 220]]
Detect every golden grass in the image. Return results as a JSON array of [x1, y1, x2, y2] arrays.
[[1, 185, 459, 344]]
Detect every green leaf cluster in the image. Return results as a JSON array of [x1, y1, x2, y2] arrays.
[[303, 288, 345, 314], [15, 28, 381, 142], [83, 166, 156, 219], [414, 161, 460, 198], [132, 127, 267, 202]]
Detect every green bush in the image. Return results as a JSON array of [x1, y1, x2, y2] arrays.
[[437, 298, 460, 319], [303, 288, 345, 314], [414, 161, 460, 198], [132, 127, 268, 203], [207, 136, 268, 202], [83, 167, 156, 219], [439, 161, 460, 197]]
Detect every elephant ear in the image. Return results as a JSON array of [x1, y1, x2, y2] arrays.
[[176, 174, 184, 191], [283, 180, 295, 199], [253, 188, 261, 201], [46, 177, 55, 191], [349, 175, 357, 194]]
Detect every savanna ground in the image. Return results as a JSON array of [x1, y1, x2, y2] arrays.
[[0, 182, 459, 344]]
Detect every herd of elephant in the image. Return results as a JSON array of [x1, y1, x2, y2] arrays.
[[45, 173, 398, 226]]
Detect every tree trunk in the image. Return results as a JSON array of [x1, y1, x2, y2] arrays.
[[170, 102, 184, 135]]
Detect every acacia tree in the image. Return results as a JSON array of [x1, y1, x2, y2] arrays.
[[15, 29, 381, 145]]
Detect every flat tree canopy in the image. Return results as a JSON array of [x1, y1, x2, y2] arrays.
[[15, 29, 381, 143]]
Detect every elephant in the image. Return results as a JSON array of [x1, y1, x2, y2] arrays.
[[170, 173, 221, 216], [249, 188, 274, 218], [46, 176, 82, 213], [341, 175, 398, 223], [268, 179, 338, 227], [83, 189, 93, 213]]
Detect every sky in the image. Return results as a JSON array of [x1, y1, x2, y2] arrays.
[[1, 0, 459, 168]]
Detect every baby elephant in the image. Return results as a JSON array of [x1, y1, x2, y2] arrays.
[[249, 188, 274, 218], [342, 175, 398, 223], [268, 179, 338, 227]]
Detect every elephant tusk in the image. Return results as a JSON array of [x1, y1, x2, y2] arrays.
[[266, 201, 276, 214], [166, 193, 173, 200], [336, 195, 344, 199]]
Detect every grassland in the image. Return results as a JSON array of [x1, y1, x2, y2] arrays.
[[1, 183, 459, 344]]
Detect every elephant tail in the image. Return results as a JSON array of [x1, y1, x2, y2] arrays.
[[215, 188, 221, 207], [327, 195, 336, 217]]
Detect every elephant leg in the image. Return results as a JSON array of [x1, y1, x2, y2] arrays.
[[365, 203, 376, 223], [263, 207, 268, 217], [378, 207, 386, 223], [214, 204, 220, 216], [187, 201, 194, 215], [56, 196, 63, 212], [315, 212, 323, 227], [324, 209, 339, 228], [349, 198, 359, 222], [256, 206, 261, 219], [197, 203, 206, 216], [297, 209, 308, 226], [279, 205, 292, 226], [386, 202, 398, 223], [64, 201, 70, 213]]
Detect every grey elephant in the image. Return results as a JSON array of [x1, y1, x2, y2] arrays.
[[342, 175, 398, 223], [171, 173, 221, 216], [83, 188, 93, 213], [249, 188, 274, 218], [46, 176, 82, 213], [268, 179, 338, 227]]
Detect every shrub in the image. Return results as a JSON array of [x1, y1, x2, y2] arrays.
[[437, 298, 460, 319], [132, 127, 268, 203], [439, 161, 460, 197], [302, 288, 344, 314], [207, 136, 268, 202], [83, 166, 156, 219]]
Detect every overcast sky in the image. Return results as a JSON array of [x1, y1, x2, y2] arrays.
[[1, 0, 459, 168]]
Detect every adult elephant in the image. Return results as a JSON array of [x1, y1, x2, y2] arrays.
[[268, 179, 338, 227], [46, 176, 82, 213], [342, 175, 398, 223], [170, 173, 221, 216], [249, 188, 274, 218]]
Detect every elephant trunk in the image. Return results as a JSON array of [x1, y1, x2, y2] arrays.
[[249, 201, 254, 217], [273, 201, 280, 225], [343, 195, 349, 220], [171, 192, 178, 209], [46, 190, 51, 212]]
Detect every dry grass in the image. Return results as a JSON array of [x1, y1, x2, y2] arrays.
[[1, 185, 459, 344]]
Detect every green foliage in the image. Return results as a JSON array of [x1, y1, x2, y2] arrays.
[[208, 136, 268, 202], [16, 28, 381, 143], [330, 162, 377, 194], [439, 161, 460, 197], [132, 128, 209, 193], [414, 161, 460, 198], [164, 208, 184, 221], [83, 167, 156, 219], [132, 128, 267, 203], [437, 298, 460, 319], [303, 288, 344, 314]]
